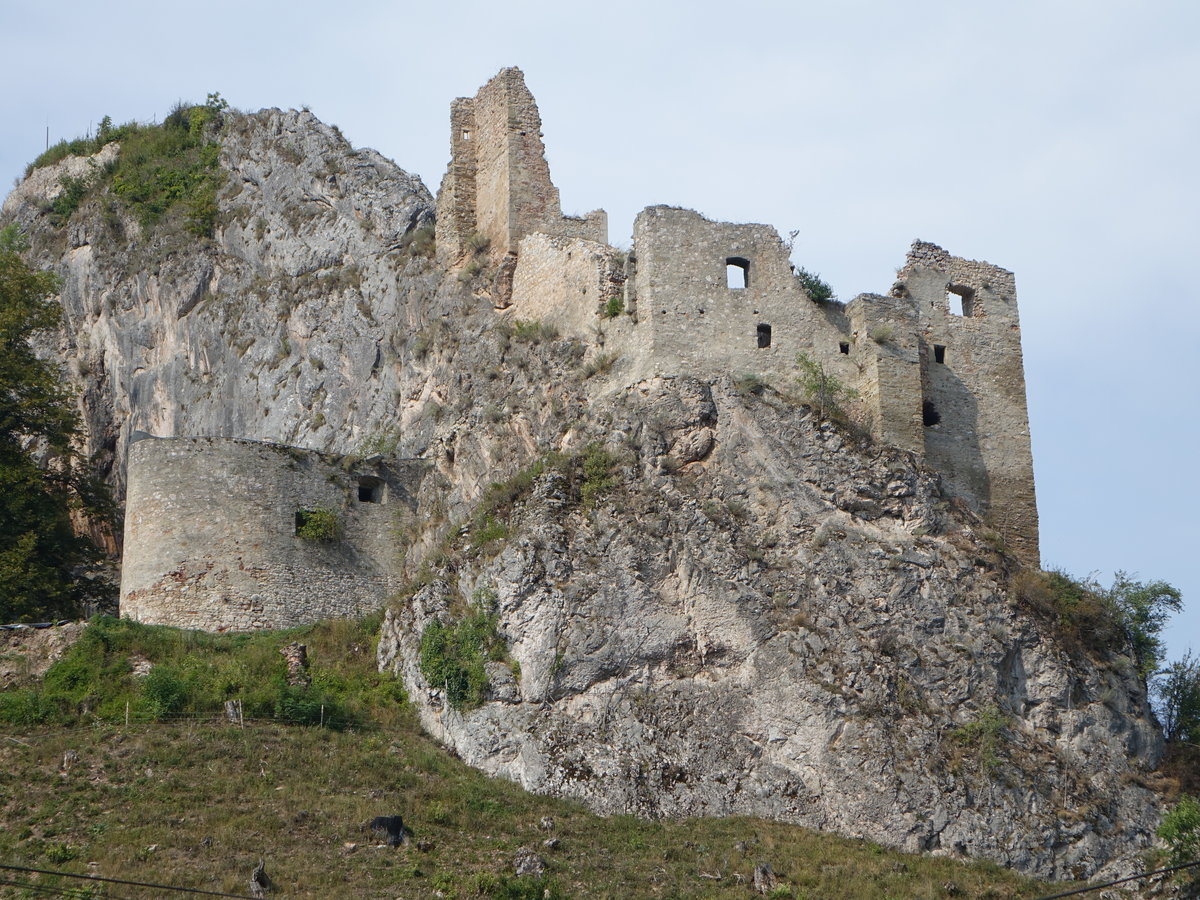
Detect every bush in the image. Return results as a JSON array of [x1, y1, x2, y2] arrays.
[[1103, 571, 1182, 680], [1156, 652, 1200, 744], [796, 267, 834, 303], [580, 443, 619, 508], [1158, 796, 1200, 869], [795, 353, 856, 422], [950, 704, 1008, 774], [296, 507, 339, 542], [418, 590, 507, 710], [604, 294, 624, 317], [49, 175, 90, 225], [1011, 569, 1123, 659], [274, 683, 352, 729], [140, 665, 190, 718]]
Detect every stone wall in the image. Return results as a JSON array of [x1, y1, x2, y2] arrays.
[[509, 233, 624, 337], [625, 206, 858, 388], [893, 242, 1039, 565], [435, 68, 605, 265], [120, 436, 424, 631]]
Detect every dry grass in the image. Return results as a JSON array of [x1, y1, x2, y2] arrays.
[[0, 617, 1072, 899]]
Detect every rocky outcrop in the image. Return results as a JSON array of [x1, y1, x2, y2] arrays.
[[2, 109, 440, 498], [378, 376, 1164, 881]]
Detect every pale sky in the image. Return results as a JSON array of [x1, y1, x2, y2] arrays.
[[3, 0, 1197, 664]]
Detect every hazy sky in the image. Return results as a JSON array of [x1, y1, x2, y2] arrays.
[[2, 0, 1197, 662]]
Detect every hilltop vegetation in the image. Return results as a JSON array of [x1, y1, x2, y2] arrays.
[[29, 93, 228, 237]]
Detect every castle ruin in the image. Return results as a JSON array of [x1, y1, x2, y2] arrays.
[[463, 67, 1039, 567], [120, 436, 424, 631], [121, 66, 1039, 632]]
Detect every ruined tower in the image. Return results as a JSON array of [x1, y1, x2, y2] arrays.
[[435, 67, 606, 266]]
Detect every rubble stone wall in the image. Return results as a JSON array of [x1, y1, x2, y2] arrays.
[[120, 436, 423, 631]]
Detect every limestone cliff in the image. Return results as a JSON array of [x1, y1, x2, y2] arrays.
[[376, 375, 1163, 882], [0, 105, 1165, 881]]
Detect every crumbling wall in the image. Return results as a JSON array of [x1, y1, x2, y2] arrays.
[[120, 436, 423, 631], [847, 294, 924, 455], [438, 70, 1039, 568], [893, 241, 1039, 566], [624, 206, 856, 387], [435, 67, 605, 265], [509, 233, 624, 337]]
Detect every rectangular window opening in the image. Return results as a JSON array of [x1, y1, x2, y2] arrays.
[[946, 285, 975, 317], [934, 344, 946, 364], [726, 257, 750, 290], [757, 323, 772, 348], [357, 476, 384, 503], [839, 342, 850, 355]]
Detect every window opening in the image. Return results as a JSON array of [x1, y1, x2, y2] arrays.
[[839, 342, 850, 355], [923, 401, 941, 427], [461, 129, 471, 141], [357, 476, 384, 503], [946, 285, 974, 317], [934, 344, 946, 364], [726, 257, 750, 290], [757, 324, 772, 348]]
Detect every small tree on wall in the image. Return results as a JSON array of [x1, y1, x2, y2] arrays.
[[295, 507, 339, 542], [795, 353, 856, 423]]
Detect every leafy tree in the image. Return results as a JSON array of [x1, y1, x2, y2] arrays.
[[1103, 571, 1183, 680], [1158, 795, 1200, 870], [795, 267, 835, 303], [0, 225, 111, 621], [1156, 651, 1200, 744]]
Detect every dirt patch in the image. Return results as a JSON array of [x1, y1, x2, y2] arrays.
[[0, 622, 87, 689]]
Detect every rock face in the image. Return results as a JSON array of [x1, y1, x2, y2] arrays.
[[1, 103, 1165, 881], [2, 108, 439, 499], [378, 376, 1164, 882]]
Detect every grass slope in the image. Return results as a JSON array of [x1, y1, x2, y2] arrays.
[[0, 617, 1071, 899]]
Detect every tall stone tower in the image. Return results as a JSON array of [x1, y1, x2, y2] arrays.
[[435, 67, 606, 265]]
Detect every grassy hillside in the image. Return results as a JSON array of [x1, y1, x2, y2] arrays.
[[0, 617, 1072, 899]]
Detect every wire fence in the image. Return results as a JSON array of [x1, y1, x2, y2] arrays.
[[0, 863, 256, 899]]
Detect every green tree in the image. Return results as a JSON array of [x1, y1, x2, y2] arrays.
[[1156, 652, 1200, 744], [1158, 796, 1200, 870], [0, 225, 111, 621], [1103, 571, 1183, 680], [795, 352, 856, 422]]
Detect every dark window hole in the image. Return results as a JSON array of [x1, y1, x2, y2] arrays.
[[357, 476, 384, 503], [946, 285, 975, 317], [839, 342, 850, 354], [934, 344, 946, 364], [923, 401, 941, 427], [757, 323, 772, 348]]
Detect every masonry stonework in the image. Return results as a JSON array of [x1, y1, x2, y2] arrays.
[[120, 436, 424, 631], [436, 67, 605, 268]]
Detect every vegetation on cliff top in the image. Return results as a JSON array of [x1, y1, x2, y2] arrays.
[[29, 93, 228, 237]]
